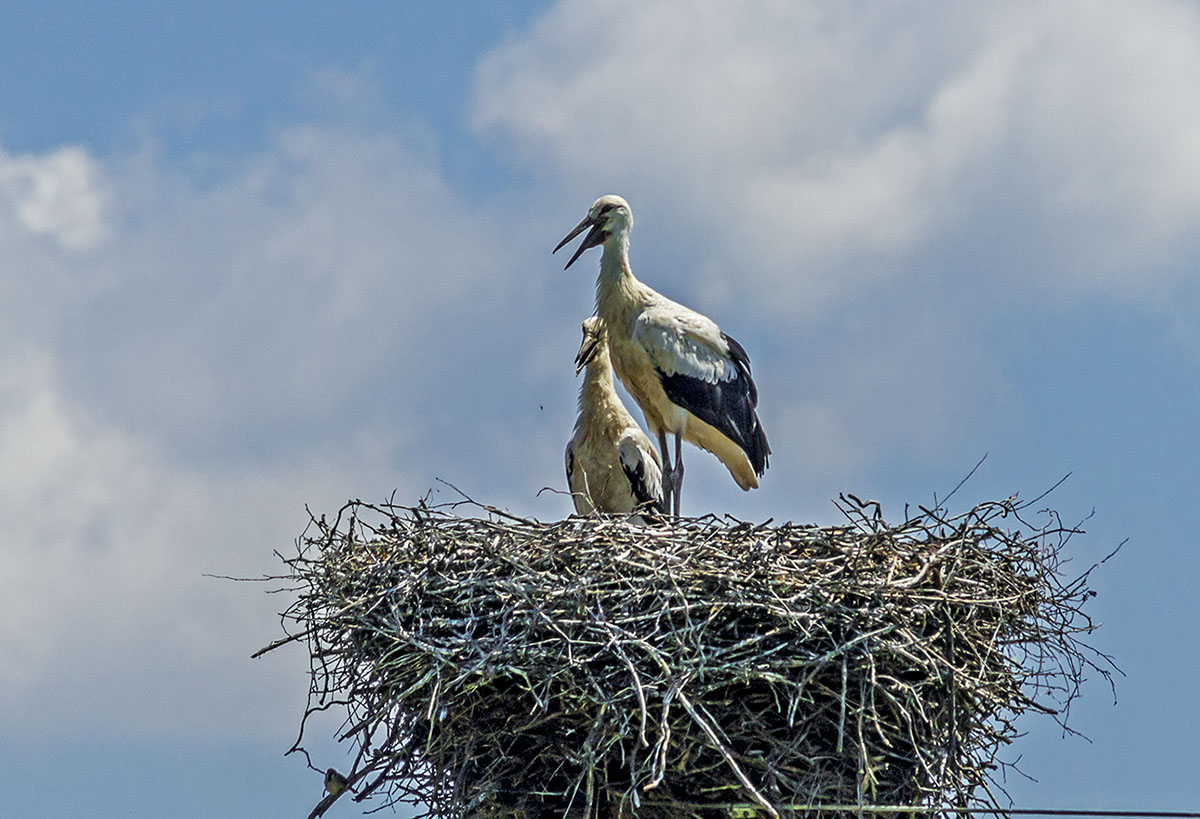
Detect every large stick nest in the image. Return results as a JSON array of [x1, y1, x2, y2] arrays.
[[264, 493, 1116, 818]]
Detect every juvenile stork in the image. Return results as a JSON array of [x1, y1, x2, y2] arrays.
[[554, 195, 769, 515], [565, 316, 665, 520]]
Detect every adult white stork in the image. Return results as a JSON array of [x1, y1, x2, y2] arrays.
[[565, 316, 665, 521], [554, 195, 769, 516]]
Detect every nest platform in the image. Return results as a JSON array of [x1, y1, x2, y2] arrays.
[[263, 494, 1115, 818]]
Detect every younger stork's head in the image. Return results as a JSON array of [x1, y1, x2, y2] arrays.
[[553, 194, 632, 269], [574, 314, 610, 375]]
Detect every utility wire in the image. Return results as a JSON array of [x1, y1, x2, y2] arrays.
[[761, 807, 1200, 818]]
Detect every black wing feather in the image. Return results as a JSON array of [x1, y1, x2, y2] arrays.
[[658, 332, 770, 476], [621, 452, 666, 517]]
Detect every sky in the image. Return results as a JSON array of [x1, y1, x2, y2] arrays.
[[2, 1, 1199, 815]]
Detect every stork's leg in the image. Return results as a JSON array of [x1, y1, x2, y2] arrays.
[[657, 430, 674, 515], [673, 433, 684, 517]]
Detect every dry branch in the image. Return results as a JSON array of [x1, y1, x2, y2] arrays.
[[260, 493, 1117, 818]]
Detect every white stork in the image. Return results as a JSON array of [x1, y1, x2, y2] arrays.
[[565, 315, 666, 520], [554, 195, 769, 516]]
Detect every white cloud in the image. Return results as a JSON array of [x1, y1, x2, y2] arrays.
[[474, 0, 1200, 313], [55, 121, 531, 468], [0, 340, 409, 739], [0, 115, 560, 739], [0, 144, 110, 249]]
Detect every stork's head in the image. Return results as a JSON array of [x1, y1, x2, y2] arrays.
[[553, 194, 632, 270], [574, 314, 608, 375]]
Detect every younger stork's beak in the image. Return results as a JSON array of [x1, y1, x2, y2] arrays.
[[554, 215, 608, 270], [574, 327, 601, 375]]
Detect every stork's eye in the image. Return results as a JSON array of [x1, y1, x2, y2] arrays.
[[598, 204, 615, 216]]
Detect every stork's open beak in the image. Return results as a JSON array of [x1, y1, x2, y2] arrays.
[[574, 329, 601, 375], [554, 215, 608, 270]]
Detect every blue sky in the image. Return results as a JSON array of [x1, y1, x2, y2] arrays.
[[2, 1, 1199, 816]]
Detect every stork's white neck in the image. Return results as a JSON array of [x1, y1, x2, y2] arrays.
[[575, 343, 628, 434], [595, 231, 639, 318], [579, 349, 616, 413]]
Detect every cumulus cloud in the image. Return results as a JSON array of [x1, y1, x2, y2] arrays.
[[0, 144, 110, 249], [474, 0, 1200, 313], [0, 347, 366, 738], [54, 122, 541, 471], [0, 116, 569, 738]]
